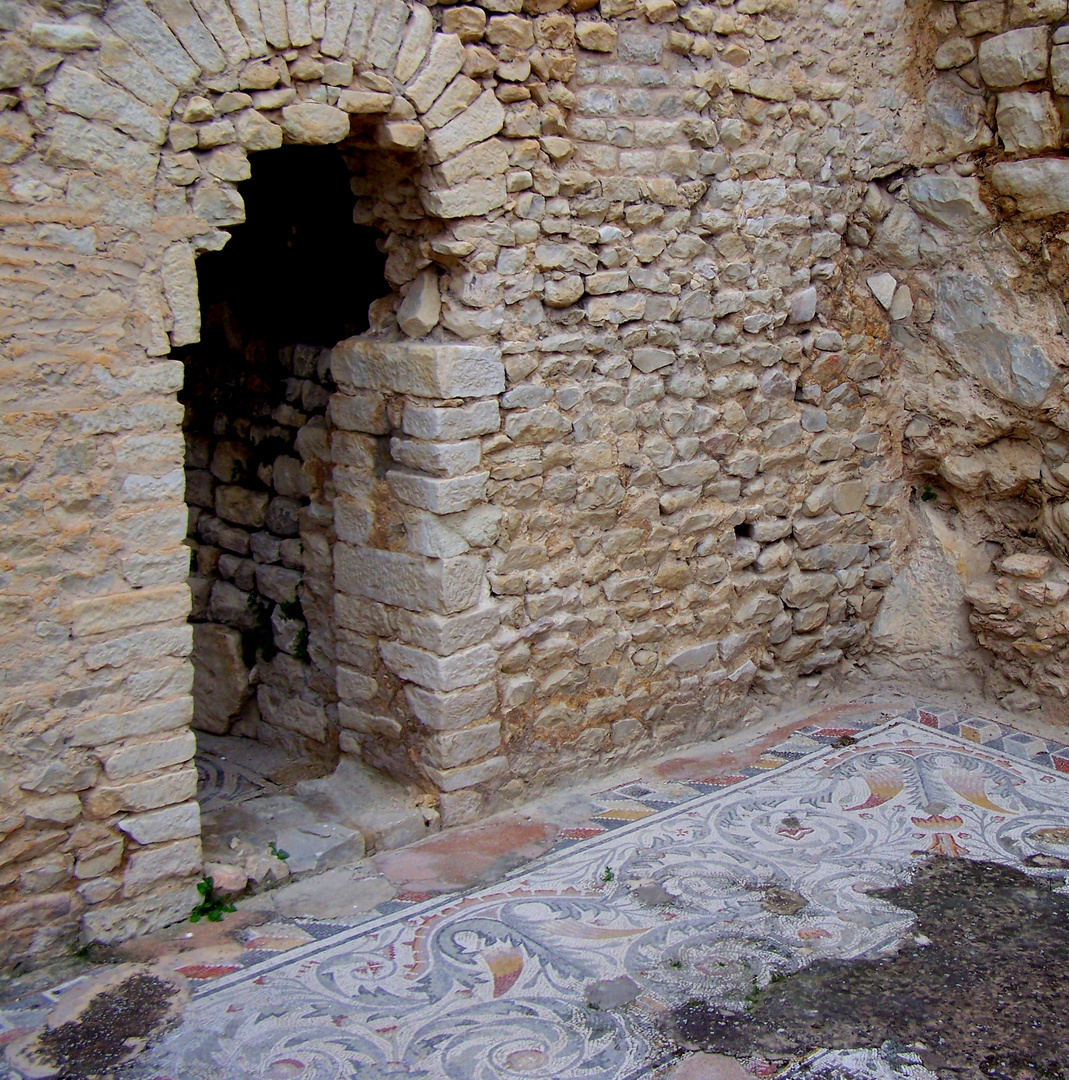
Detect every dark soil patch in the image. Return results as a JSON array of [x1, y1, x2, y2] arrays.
[[663, 858, 1069, 1078], [36, 972, 178, 1078]]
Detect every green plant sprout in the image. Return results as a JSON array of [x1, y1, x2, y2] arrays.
[[190, 877, 236, 923], [268, 841, 289, 861]]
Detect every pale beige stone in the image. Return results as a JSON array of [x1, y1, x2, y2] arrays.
[[281, 102, 351, 143]]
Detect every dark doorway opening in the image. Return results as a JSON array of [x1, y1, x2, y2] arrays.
[[179, 144, 387, 776]]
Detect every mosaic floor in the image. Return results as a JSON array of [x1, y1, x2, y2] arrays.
[[95, 707, 1069, 1079], [3, 706, 1069, 1079]]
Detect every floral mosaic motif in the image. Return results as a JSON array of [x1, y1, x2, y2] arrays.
[[112, 714, 1069, 1080]]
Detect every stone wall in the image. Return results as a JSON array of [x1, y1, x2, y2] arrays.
[[185, 340, 339, 765], [3, 0, 1069, 967]]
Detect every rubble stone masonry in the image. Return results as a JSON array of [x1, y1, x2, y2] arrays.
[[4, 0, 1069, 966]]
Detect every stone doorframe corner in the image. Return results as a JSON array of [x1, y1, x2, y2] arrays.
[[330, 338, 508, 821]]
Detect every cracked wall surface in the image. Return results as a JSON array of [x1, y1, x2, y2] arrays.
[[2, 0, 1069, 967]]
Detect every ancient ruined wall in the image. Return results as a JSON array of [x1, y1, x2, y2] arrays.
[[5, 0, 1069, 967], [856, 0, 1069, 720]]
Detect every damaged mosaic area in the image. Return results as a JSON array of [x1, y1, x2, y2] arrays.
[[48, 709, 1062, 1080]]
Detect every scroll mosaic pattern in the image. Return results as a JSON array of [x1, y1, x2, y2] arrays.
[[107, 709, 1069, 1080]]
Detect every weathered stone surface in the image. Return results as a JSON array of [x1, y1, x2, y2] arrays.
[[996, 91, 1060, 153], [335, 546, 485, 614], [426, 91, 505, 164], [397, 269, 442, 337], [191, 624, 249, 734], [905, 174, 993, 234], [931, 271, 1058, 406], [991, 157, 1069, 218], [333, 340, 504, 398], [977, 27, 1049, 88], [281, 103, 351, 144]]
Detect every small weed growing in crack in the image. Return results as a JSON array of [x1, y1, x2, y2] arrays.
[[190, 877, 236, 923], [920, 484, 937, 502], [602, 866, 615, 883], [268, 841, 289, 860], [668, 959, 684, 969]]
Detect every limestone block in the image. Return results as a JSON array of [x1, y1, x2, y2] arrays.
[[30, 23, 101, 50], [256, 564, 302, 603], [258, 685, 330, 741], [406, 34, 466, 113], [423, 75, 482, 130], [71, 584, 190, 637], [123, 836, 201, 895], [322, 0, 357, 55], [84, 625, 192, 672], [215, 484, 268, 527], [378, 122, 425, 150], [331, 390, 391, 434], [46, 65, 168, 145], [658, 459, 719, 486], [990, 157, 1069, 217], [333, 340, 504, 398], [957, 0, 1002, 34], [334, 545, 485, 613], [118, 801, 200, 845], [442, 7, 487, 40], [158, 241, 198, 347], [153, 0, 226, 71], [190, 623, 248, 734], [1002, 552, 1052, 577], [424, 722, 501, 769], [395, 603, 500, 655], [387, 469, 489, 514], [103, 0, 201, 90], [380, 640, 496, 691], [905, 174, 993, 233], [230, 108, 281, 151], [192, 180, 245, 225], [281, 103, 351, 144], [194, 0, 254, 62], [397, 269, 442, 337], [545, 275, 585, 307], [503, 406, 573, 445], [338, 90, 393, 113], [865, 272, 896, 310], [82, 882, 200, 943], [0, 41, 31, 89], [1054, 43, 1069, 93], [337, 666, 379, 703], [404, 400, 500, 441], [102, 730, 197, 781], [1009, 0, 1067, 25], [71, 696, 193, 746], [429, 139, 510, 188], [426, 91, 505, 164], [208, 579, 257, 629], [889, 285, 913, 321], [934, 36, 976, 69], [390, 437, 482, 477], [486, 15, 534, 47], [788, 286, 817, 323], [396, 3, 434, 82], [577, 21, 616, 50], [338, 704, 402, 739], [932, 269, 1058, 405], [996, 91, 1060, 153], [422, 754, 508, 792], [977, 27, 1049, 88]]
